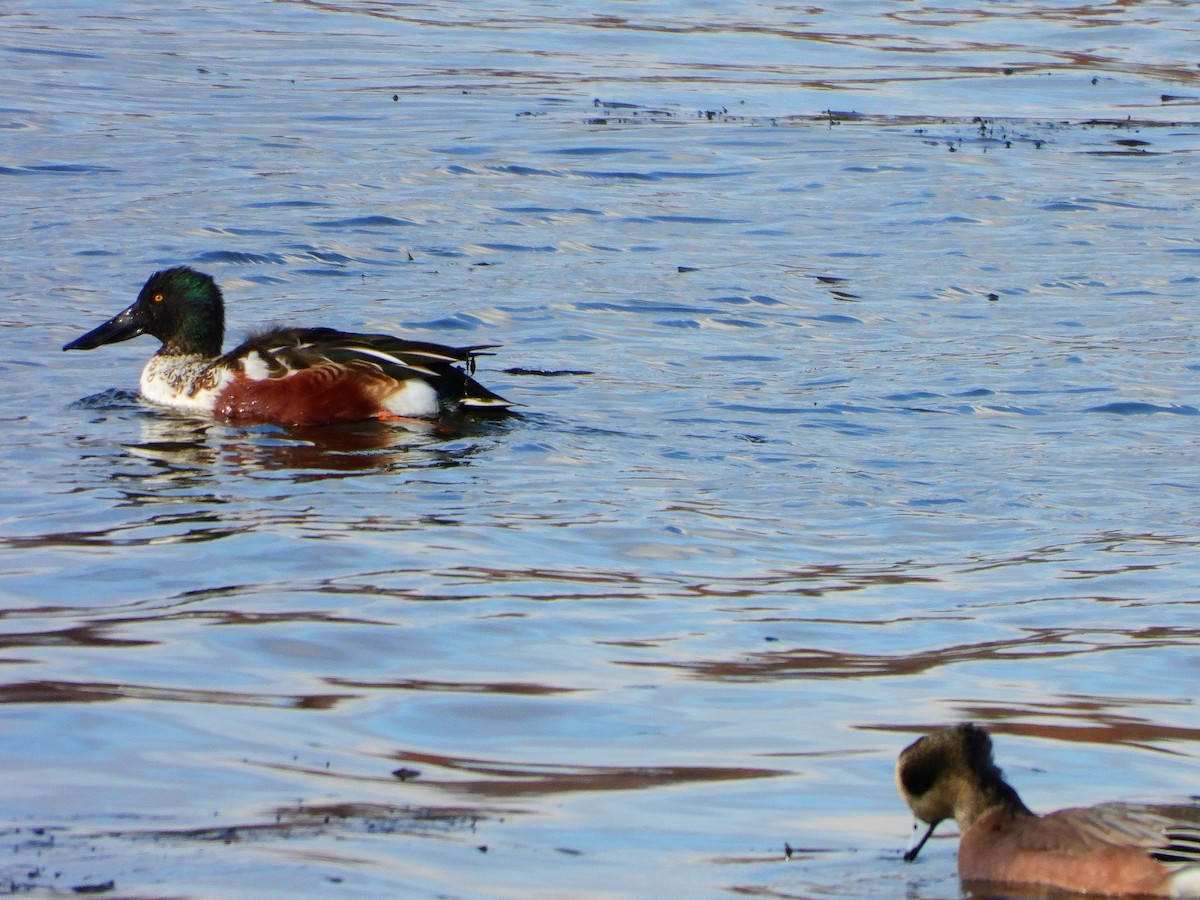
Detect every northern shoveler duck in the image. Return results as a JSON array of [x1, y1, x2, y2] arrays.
[[897, 723, 1200, 897], [63, 267, 512, 426]]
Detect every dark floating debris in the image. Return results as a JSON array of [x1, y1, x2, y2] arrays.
[[503, 367, 593, 377], [588, 98, 676, 124], [570, 100, 1197, 165], [72, 882, 115, 895]]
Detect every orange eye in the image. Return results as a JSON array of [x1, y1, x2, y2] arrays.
[[153, 294, 164, 303]]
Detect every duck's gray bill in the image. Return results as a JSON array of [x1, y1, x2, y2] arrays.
[[903, 819, 936, 862]]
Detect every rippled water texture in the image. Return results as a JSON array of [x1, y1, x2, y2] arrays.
[[4, 2, 1200, 897]]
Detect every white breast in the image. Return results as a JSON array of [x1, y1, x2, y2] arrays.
[[139, 355, 232, 415]]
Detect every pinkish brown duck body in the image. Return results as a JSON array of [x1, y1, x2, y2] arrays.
[[64, 267, 512, 426], [898, 724, 1200, 897]]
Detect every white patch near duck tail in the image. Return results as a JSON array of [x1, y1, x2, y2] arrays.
[[383, 378, 440, 418], [140, 354, 234, 415], [461, 396, 513, 409], [1172, 867, 1200, 899]]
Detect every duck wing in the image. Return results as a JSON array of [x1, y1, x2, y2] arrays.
[[1034, 803, 1200, 862], [219, 327, 511, 410]]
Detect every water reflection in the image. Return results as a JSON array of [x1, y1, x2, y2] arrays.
[[430, 562, 942, 601], [622, 626, 1200, 682], [385, 750, 786, 799], [248, 747, 785, 804], [68, 389, 508, 478], [122, 413, 503, 479], [0, 625, 152, 651], [0, 679, 352, 709], [2, 412, 511, 556], [0, 802, 494, 897], [872, 703, 1200, 751], [280, 1, 1200, 103], [328, 676, 580, 696]]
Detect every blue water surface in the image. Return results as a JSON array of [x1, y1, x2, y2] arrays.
[[3, 2, 1200, 896]]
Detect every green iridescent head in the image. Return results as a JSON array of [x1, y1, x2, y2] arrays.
[[64, 266, 225, 356]]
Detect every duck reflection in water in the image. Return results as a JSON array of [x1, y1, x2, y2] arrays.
[[123, 413, 494, 477]]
